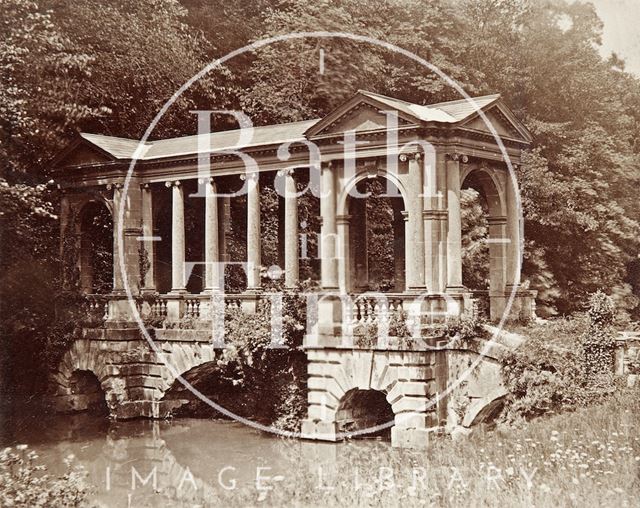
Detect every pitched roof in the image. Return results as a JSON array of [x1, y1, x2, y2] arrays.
[[146, 119, 318, 160], [357, 90, 501, 123], [67, 90, 527, 165], [77, 120, 319, 161], [79, 133, 151, 159]]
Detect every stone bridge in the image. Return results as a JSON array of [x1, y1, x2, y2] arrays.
[[49, 90, 541, 449], [51, 293, 519, 449]]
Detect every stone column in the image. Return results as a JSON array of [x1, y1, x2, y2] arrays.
[[336, 215, 351, 292], [423, 154, 443, 294], [320, 162, 338, 289], [204, 178, 220, 291], [505, 173, 521, 288], [112, 184, 125, 292], [246, 173, 261, 290], [109, 181, 144, 320], [402, 211, 411, 291], [168, 181, 186, 293], [406, 153, 425, 290], [446, 155, 464, 291], [283, 170, 299, 288], [140, 183, 156, 292], [487, 216, 507, 295]]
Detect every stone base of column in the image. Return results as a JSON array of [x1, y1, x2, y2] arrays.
[[300, 419, 340, 442], [106, 295, 139, 324], [166, 291, 187, 320], [304, 295, 344, 347], [391, 426, 441, 450], [490, 289, 537, 323], [240, 292, 261, 314]]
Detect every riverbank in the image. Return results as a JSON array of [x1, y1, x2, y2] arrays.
[[213, 386, 640, 507], [1, 386, 638, 507]]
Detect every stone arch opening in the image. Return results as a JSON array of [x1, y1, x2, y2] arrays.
[[78, 200, 113, 294], [461, 168, 507, 319], [160, 361, 242, 418], [336, 388, 395, 439], [66, 370, 108, 415], [345, 176, 406, 292]]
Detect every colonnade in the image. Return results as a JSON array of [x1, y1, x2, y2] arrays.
[[134, 171, 302, 295], [73, 154, 523, 320]]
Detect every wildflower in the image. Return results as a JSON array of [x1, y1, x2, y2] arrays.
[[16, 444, 27, 451]]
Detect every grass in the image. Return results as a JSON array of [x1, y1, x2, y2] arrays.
[[206, 386, 640, 507]]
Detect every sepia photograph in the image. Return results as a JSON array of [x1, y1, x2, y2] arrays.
[[1, 0, 639, 506]]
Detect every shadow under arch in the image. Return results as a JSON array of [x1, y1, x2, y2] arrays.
[[159, 359, 248, 418], [336, 388, 395, 439]]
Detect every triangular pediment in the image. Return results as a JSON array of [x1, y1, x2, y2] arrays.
[[459, 102, 532, 143], [51, 139, 114, 169], [305, 93, 418, 137]]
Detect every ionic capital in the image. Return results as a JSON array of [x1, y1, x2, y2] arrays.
[[446, 153, 469, 163], [398, 152, 422, 162]]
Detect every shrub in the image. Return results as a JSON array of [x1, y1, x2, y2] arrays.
[[581, 291, 616, 389], [500, 292, 620, 425], [167, 287, 309, 430], [500, 315, 592, 425], [0, 445, 91, 507]]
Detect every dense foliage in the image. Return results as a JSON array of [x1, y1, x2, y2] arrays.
[[500, 292, 619, 425], [2, 0, 640, 406], [164, 288, 309, 430]]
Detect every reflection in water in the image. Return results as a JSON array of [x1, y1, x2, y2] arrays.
[[3, 414, 389, 506]]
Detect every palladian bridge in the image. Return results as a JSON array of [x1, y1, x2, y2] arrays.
[[51, 90, 536, 449]]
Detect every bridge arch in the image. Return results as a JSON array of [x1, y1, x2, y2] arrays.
[[51, 340, 117, 413]]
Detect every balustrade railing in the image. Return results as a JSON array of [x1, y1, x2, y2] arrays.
[[83, 291, 476, 339], [149, 298, 168, 318]]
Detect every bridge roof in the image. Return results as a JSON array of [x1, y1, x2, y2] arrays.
[[54, 90, 531, 170]]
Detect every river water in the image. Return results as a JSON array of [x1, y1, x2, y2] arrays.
[[2, 413, 395, 506]]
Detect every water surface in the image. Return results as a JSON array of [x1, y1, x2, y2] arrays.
[[3, 414, 392, 506]]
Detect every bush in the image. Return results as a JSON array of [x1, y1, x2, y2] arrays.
[[167, 287, 309, 430], [581, 291, 616, 389], [500, 292, 619, 425], [0, 445, 90, 507], [500, 317, 589, 425]]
